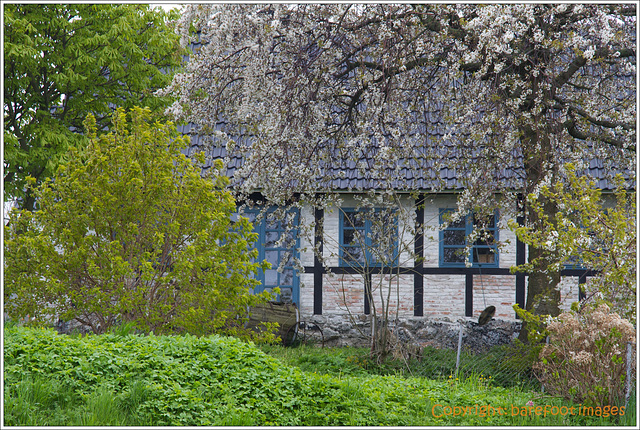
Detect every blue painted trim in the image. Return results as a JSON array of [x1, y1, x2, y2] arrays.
[[439, 209, 499, 268], [243, 206, 300, 306], [338, 208, 399, 267]]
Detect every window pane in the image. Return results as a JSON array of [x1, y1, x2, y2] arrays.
[[243, 212, 257, 223], [370, 249, 395, 265], [343, 229, 364, 246], [565, 255, 584, 268], [443, 247, 466, 263], [279, 287, 293, 303], [473, 247, 495, 264], [265, 250, 279, 265], [265, 212, 279, 229], [265, 231, 280, 247], [344, 246, 365, 264], [344, 212, 365, 228], [473, 213, 495, 228], [282, 251, 294, 267], [441, 212, 465, 229], [282, 269, 294, 286], [473, 231, 495, 246], [444, 229, 465, 245], [265, 269, 278, 285], [283, 234, 296, 249], [370, 223, 397, 244]]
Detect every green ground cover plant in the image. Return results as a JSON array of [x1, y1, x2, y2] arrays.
[[4, 325, 634, 426]]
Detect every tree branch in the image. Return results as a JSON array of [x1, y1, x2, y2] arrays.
[[564, 117, 636, 152]]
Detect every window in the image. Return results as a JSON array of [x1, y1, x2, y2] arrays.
[[439, 209, 499, 267], [339, 208, 398, 267], [242, 207, 299, 305]]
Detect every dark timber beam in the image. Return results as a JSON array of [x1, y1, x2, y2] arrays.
[[414, 194, 425, 316], [313, 207, 324, 315], [465, 274, 473, 317], [364, 273, 372, 315]]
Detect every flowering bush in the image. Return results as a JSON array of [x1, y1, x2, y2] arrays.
[[534, 304, 635, 406]]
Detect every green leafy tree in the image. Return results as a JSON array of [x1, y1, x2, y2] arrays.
[[510, 164, 636, 320], [3, 4, 183, 211], [4, 107, 276, 340]]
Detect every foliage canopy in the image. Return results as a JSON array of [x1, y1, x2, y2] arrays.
[[162, 4, 635, 326], [511, 164, 636, 320], [4, 4, 184, 211]]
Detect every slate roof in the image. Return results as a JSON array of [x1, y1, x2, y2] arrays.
[[178, 120, 632, 193]]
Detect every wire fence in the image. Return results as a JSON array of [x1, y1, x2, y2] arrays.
[[451, 322, 540, 390], [430, 323, 637, 404], [625, 341, 636, 409], [410, 335, 541, 390]]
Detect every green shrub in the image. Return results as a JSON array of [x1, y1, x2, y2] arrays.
[[4, 107, 275, 340], [4, 326, 634, 426]]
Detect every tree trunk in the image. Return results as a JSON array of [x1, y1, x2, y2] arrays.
[[518, 126, 562, 342]]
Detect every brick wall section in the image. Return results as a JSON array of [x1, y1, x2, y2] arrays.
[[321, 206, 341, 267], [370, 274, 414, 317], [323, 274, 365, 314], [299, 273, 314, 317], [473, 275, 516, 319], [423, 274, 466, 319], [298, 206, 315, 267], [558, 276, 580, 312]]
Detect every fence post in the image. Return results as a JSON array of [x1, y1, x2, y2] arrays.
[[455, 321, 464, 377], [541, 335, 549, 394], [625, 341, 635, 409]]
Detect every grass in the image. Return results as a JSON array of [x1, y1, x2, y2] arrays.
[[3, 325, 636, 426], [260, 342, 541, 390]]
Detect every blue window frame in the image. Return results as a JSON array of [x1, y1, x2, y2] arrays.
[[339, 208, 398, 267], [439, 209, 499, 267], [243, 207, 300, 305]]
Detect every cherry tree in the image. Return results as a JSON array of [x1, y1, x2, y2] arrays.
[[162, 4, 636, 339], [438, 4, 635, 326]]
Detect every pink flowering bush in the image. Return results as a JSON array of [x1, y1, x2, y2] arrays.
[[534, 304, 635, 406]]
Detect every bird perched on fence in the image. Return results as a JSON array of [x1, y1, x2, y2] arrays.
[[478, 306, 496, 326]]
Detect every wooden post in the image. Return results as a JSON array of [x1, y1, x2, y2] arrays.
[[465, 274, 473, 317], [625, 341, 634, 409], [414, 194, 425, 316], [314, 207, 324, 315], [456, 321, 464, 377]]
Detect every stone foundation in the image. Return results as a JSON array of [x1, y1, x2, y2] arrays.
[[299, 314, 522, 353]]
